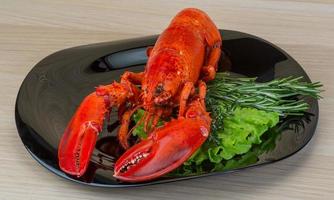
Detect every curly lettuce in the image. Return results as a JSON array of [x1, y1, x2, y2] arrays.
[[175, 107, 279, 174]]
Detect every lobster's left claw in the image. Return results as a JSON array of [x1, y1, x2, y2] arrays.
[[114, 118, 210, 182]]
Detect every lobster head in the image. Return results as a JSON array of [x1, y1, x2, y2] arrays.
[[142, 49, 187, 110]]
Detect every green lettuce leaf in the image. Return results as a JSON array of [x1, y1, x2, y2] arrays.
[[131, 109, 164, 139], [217, 107, 279, 160], [131, 109, 148, 139], [184, 107, 279, 172]]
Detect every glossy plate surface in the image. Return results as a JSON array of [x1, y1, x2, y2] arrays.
[[15, 30, 319, 187]]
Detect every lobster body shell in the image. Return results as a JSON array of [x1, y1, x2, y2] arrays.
[[142, 8, 221, 108]]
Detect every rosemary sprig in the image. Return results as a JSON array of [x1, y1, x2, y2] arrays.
[[206, 73, 323, 132]]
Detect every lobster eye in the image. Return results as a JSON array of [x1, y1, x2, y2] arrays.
[[154, 83, 164, 96]]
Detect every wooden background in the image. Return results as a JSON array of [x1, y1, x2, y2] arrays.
[[1, 0, 333, 199]]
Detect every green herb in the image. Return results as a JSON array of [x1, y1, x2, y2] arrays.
[[206, 73, 322, 132]]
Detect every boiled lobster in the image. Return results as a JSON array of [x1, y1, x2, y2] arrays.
[[58, 8, 222, 182]]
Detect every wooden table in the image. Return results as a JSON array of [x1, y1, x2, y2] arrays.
[[1, 1, 333, 199]]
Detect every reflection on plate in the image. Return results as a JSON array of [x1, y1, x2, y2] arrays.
[[15, 30, 318, 187]]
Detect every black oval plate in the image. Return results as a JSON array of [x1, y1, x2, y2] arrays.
[[15, 30, 319, 187]]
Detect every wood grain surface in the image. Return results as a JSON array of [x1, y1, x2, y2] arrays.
[[1, 0, 333, 199]]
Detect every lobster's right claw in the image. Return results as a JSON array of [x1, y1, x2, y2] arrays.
[[58, 93, 106, 177], [114, 116, 210, 182]]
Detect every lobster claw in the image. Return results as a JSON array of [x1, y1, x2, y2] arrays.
[[58, 93, 107, 176], [58, 81, 139, 177], [114, 100, 211, 182]]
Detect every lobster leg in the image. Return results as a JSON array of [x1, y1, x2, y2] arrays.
[[143, 112, 153, 133], [201, 26, 222, 81], [121, 71, 144, 85], [202, 46, 221, 82], [146, 46, 154, 57], [118, 106, 141, 149], [198, 80, 207, 109], [149, 108, 163, 132], [178, 82, 195, 118]]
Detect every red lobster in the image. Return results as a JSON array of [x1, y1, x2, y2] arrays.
[[58, 8, 222, 182]]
